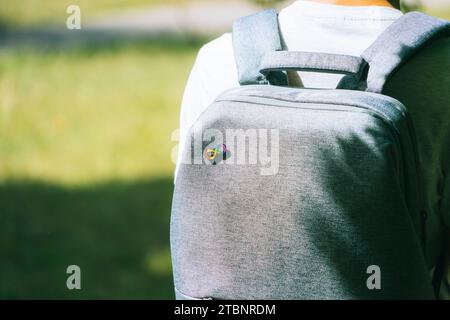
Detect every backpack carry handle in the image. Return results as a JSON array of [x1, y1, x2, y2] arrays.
[[234, 10, 449, 92], [259, 51, 367, 89], [259, 51, 365, 75]]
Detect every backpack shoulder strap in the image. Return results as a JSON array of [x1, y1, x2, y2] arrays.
[[362, 12, 450, 93], [232, 9, 288, 86]]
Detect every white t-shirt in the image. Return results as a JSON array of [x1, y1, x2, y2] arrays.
[[176, 1, 403, 175]]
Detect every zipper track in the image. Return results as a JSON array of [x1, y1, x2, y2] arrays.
[[217, 95, 403, 136], [215, 89, 420, 191], [217, 95, 405, 172]]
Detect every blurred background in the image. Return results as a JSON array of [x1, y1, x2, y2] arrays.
[[0, 0, 449, 299]]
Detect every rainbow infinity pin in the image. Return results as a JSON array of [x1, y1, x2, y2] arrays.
[[204, 144, 230, 165]]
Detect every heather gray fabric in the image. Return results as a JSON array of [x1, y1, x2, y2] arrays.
[[232, 9, 288, 86], [171, 11, 449, 300], [233, 11, 450, 90], [259, 51, 366, 89], [361, 12, 450, 93], [259, 51, 365, 76], [171, 86, 433, 299]]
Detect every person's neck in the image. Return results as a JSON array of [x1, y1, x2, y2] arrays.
[[303, 0, 400, 9]]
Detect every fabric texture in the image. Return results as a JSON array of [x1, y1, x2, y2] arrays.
[[233, 9, 288, 86], [174, 0, 450, 299], [172, 86, 433, 299], [176, 1, 403, 180], [234, 11, 450, 93], [259, 51, 365, 75], [362, 12, 450, 93]]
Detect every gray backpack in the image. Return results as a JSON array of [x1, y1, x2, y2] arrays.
[[171, 11, 450, 299]]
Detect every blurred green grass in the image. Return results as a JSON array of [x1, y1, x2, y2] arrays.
[[1, 0, 448, 300], [0, 0, 188, 28], [1, 178, 176, 299], [0, 37, 203, 299], [425, 6, 450, 20], [0, 40, 198, 184]]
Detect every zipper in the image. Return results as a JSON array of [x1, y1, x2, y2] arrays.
[[217, 94, 406, 180]]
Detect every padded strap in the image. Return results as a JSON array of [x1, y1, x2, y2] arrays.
[[362, 12, 450, 93], [232, 9, 288, 86]]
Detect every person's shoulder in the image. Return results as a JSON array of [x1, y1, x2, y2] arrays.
[[417, 37, 450, 62], [384, 36, 450, 103], [196, 33, 234, 65], [393, 36, 450, 80], [406, 37, 450, 85]]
